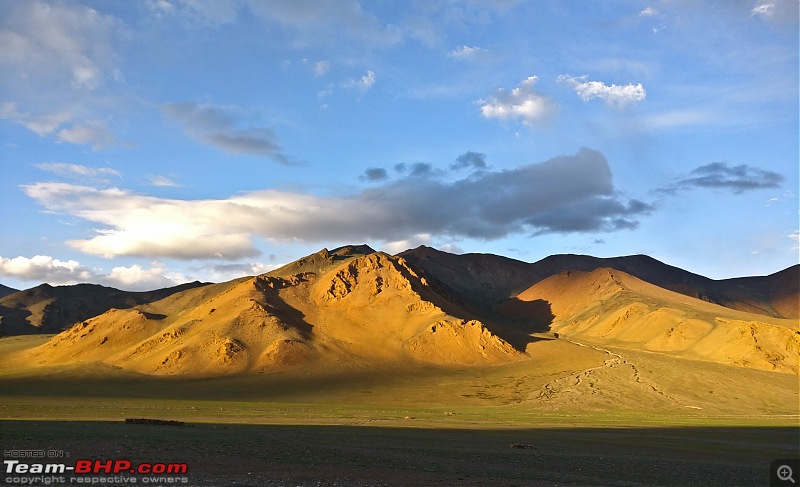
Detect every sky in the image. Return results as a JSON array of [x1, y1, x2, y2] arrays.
[[0, 0, 798, 291]]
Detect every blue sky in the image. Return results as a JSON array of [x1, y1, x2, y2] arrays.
[[1, 0, 797, 291]]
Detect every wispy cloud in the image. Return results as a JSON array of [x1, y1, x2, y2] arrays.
[[656, 162, 784, 195], [788, 230, 799, 252], [245, 0, 403, 46], [0, 1, 120, 91], [0, 104, 118, 149], [448, 45, 489, 61], [642, 108, 717, 130], [639, 7, 659, 17], [479, 76, 557, 127], [36, 163, 121, 183], [161, 103, 292, 164], [750, 0, 800, 25], [57, 121, 117, 150], [0, 3, 124, 150], [312, 60, 330, 76], [0, 102, 72, 136], [148, 175, 180, 187], [558, 75, 646, 107], [147, 0, 238, 25], [344, 70, 376, 91], [23, 148, 652, 261]]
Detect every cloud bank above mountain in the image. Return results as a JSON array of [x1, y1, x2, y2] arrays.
[[22, 148, 651, 261]]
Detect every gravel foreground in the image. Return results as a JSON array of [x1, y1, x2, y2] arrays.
[[3, 420, 798, 487]]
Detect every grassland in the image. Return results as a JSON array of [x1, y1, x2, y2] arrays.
[[1, 334, 798, 486]]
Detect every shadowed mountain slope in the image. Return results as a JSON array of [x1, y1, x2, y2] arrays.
[[0, 284, 18, 299], [398, 246, 799, 319]]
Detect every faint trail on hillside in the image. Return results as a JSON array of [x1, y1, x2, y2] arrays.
[[534, 336, 701, 409]]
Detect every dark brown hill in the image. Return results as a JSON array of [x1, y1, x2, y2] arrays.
[[716, 265, 799, 319], [398, 246, 798, 319], [0, 281, 209, 336], [0, 284, 18, 299]]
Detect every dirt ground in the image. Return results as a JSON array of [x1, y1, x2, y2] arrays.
[[2, 420, 797, 487]]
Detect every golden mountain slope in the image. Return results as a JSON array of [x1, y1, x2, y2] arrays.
[[21, 251, 521, 375], [513, 268, 799, 374], [0, 281, 209, 336]]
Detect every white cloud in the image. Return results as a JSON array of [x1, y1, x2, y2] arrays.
[[148, 0, 177, 16], [639, 7, 658, 16], [204, 262, 281, 282], [344, 70, 376, 91], [148, 175, 180, 187], [0, 254, 184, 291], [106, 263, 181, 290], [751, 0, 799, 24], [0, 255, 93, 284], [22, 149, 652, 261], [448, 45, 489, 60], [23, 182, 262, 260], [382, 234, 433, 255], [479, 76, 557, 127], [558, 75, 646, 107], [36, 163, 120, 182]]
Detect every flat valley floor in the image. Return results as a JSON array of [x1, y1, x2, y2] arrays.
[[1, 335, 798, 486]]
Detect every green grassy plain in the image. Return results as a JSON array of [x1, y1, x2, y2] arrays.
[[1, 335, 798, 486]]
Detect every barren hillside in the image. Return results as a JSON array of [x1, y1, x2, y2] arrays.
[[513, 268, 799, 374], [20, 248, 522, 375]]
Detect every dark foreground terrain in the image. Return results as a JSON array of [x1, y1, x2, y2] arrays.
[[1, 420, 797, 487]]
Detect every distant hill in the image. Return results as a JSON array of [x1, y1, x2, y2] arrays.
[[716, 266, 799, 319], [398, 246, 799, 319], [0, 281, 210, 336], [0, 284, 18, 299]]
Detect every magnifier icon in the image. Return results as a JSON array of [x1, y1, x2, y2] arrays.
[[778, 465, 796, 484]]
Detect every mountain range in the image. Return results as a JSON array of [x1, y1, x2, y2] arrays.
[[2, 245, 797, 376]]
